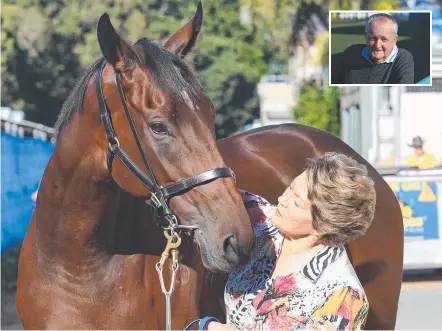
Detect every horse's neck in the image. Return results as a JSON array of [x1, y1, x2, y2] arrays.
[[34, 122, 119, 268]]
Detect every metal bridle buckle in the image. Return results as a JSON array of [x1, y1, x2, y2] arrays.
[[108, 137, 120, 151], [166, 214, 198, 232], [150, 192, 162, 208], [231, 169, 237, 183]]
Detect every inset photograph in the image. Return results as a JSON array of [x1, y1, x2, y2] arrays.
[[330, 11, 432, 85]]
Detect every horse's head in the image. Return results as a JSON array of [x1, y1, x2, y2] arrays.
[[93, 3, 254, 272]]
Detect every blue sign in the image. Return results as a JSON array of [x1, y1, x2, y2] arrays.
[[1, 133, 54, 253], [389, 181, 439, 240]]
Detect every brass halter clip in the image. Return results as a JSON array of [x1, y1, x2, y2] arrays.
[[155, 227, 182, 331], [156, 227, 182, 271]]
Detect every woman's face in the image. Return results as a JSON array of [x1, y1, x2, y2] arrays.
[[271, 171, 318, 238]]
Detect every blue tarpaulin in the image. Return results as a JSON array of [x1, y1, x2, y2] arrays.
[[1, 133, 54, 253]]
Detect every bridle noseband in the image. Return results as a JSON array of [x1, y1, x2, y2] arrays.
[[95, 60, 236, 230]]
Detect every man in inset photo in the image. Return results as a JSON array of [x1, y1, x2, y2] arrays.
[[331, 13, 414, 84]]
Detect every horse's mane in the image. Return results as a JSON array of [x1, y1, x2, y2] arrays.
[[55, 38, 201, 138], [54, 58, 104, 137]]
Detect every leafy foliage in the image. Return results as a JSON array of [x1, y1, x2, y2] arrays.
[[372, 0, 397, 10], [1, 0, 275, 138], [3, 0, 403, 138], [192, 0, 273, 137], [313, 33, 329, 67], [292, 82, 341, 137]]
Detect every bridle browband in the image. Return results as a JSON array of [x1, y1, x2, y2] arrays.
[[95, 60, 236, 230]]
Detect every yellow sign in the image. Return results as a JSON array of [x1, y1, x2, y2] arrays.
[[403, 217, 424, 227], [399, 201, 424, 227], [399, 201, 412, 217], [418, 183, 437, 202], [401, 182, 421, 191], [391, 180, 439, 240], [389, 182, 400, 192]]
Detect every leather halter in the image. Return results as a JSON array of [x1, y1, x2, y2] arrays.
[[95, 60, 236, 229]]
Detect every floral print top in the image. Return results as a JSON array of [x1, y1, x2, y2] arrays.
[[225, 191, 369, 330]]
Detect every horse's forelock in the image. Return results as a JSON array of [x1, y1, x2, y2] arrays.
[[136, 38, 202, 108]]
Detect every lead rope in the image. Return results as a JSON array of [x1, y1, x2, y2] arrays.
[[155, 227, 182, 331]]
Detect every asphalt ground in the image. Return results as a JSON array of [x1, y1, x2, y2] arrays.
[[396, 269, 442, 330]]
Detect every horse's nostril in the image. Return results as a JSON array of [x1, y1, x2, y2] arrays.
[[223, 234, 238, 259]]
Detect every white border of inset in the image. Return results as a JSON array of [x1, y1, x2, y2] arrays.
[[328, 10, 433, 87]]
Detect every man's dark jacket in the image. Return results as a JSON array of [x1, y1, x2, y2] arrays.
[[331, 44, 414, 84]]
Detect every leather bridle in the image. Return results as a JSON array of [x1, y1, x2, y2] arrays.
[[95, 60, 236, 230]]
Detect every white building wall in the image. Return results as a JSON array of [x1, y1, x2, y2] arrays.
[[400, 93, 442, 163], [340, 83, 442, 167], [257, 75, 297, 126], [340, 87, 377, 163]]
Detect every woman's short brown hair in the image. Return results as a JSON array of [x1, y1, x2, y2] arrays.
[[305, 152, 376, 247]]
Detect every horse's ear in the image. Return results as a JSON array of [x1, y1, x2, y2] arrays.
[[163, 1, 203, 57], [97, 13, 137, 70]]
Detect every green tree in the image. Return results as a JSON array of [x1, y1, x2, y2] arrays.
[[371, 0, 398, 10], [1, 0, 274, 138], [292, 82, 341, 137], [239, 0, 361, 59], [193, 0, 272, 137], [240, 0, 401, 72], [313, 33, 329, 67], [1, 4, 23, 111]]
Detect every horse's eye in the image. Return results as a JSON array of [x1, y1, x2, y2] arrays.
[[150, 122, 169, 136]]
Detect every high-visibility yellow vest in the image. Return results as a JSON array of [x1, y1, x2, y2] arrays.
[[404, 153, 438, 169]]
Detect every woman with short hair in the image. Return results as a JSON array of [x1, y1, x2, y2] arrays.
[[208, 152, 376, 330]]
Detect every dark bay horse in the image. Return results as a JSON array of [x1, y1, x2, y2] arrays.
[[16, 3, 403, 330], [16, 4, 256, 328]]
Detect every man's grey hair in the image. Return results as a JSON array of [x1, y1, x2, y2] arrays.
[[365, 13, 398, 36]]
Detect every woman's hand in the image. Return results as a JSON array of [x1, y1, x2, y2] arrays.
[[207, 321, 239, 330]]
